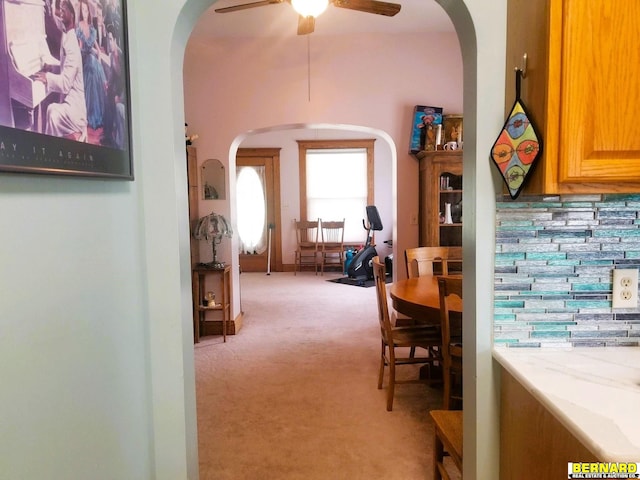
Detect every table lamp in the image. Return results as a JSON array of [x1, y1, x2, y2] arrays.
[[193, 212, 233, 268]]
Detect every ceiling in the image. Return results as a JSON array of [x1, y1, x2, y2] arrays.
[[189, 0, 455, 41]]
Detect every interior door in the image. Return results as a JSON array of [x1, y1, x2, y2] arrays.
[[236, 148, 282, 272]]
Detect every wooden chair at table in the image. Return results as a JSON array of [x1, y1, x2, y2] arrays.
[[372, 256, 443, 411], [294, 219, 320, 275], [405, 246, 462, 279], [399, 246, 462, 363], [319, 219, 345, 275], [429, 276, 463, 480], [430, 409, 463, 480], [437, 276, 463, 410]]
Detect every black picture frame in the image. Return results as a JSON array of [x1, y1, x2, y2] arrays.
[[0, 0, 133, 180]]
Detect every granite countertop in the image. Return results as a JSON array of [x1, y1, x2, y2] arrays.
[[493, 346, 640, 462]]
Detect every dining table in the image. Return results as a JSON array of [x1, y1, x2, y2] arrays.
[[390, 275, 463, 382], [389, 275, 463, 325]]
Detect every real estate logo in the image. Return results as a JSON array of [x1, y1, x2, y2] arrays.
[[568, 462, 640, 479]]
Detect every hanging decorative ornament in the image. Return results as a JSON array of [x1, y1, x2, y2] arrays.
[[490, 68, 542, 199]]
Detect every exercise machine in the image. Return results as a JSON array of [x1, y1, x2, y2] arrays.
[[347, 205, 383, 280]]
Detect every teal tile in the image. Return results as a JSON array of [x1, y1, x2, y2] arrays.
[[565, 300, 611, 309], [531, 202, 561, 208], [498, 220, 535, 227], [532, 324, 568, 331], [494, 301, 525, 308], [514, 291, 548, 297], [548, 259, 581, 266], [496, 202, 528, 209], [494, 338, 520, 344], [572, 283, 611, 291], [530, 331, 571, 339], [495, 252, 526, 261], [562, 202, 596, 208], [595, 201, 629, 208], [526, 252, 568, 261], [495, 195, 640, 348], [497, 226, 542, 232], [593, 229, 640, 237], [579, 260, 616, 266], [603, 194, 640, 202], [526, 321, 576, 326]]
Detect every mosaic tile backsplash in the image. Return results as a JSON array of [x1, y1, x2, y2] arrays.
[[495, 194, 640, 347]]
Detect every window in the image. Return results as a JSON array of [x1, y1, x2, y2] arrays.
[[298, 139, 374, 243], [236, 165, 266, 253]]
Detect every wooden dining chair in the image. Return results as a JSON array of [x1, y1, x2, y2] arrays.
[[430, 409, 463, 480], [372, 256, 442, 411], [400, 246, 462, 336], [405, 246, 462, 279], [437, 276, 463, 410], [294, 219, 319, 275], [319, 219, 345, 275]]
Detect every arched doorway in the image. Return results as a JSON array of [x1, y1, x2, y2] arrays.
[[161, 1, 502, 478]]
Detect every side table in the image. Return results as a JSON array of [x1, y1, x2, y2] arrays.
[[192, 264, 231, 343]]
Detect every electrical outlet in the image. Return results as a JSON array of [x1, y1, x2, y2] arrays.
[[612, 269, 639, 308]]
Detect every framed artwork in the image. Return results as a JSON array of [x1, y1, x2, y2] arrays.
[[443, 115, 463, 146], [0, 0, 133, 179], [409, 105, 443, 154]]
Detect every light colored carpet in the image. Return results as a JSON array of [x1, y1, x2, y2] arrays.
[[195, 271, 458, 479]]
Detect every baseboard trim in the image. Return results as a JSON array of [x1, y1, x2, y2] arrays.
[[201, 312, 244, 336]]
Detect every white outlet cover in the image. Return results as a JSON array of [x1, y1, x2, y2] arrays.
[[612, 268, 639, 309]]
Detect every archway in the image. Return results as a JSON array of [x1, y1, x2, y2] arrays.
[[227, 123, 397, 278], [164, 1, 502, 478]]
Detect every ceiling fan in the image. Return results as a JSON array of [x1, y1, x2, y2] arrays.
[[214, 0, 402, 35]]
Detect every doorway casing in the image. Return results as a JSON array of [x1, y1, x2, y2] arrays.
[[236, 148, 283, 272]]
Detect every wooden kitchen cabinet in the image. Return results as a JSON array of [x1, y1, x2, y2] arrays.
[[500, 368, 599, 479], [417, 150, 462, 247], [506, 0, 640, 194]]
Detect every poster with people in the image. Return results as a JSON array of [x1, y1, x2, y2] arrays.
[[409, 105, 444, 154], [0, 0, 132, 179]]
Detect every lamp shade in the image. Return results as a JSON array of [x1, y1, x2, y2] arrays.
[[193, 212, 233, 243], [291, 0, 329, 17], [193, 212, 233, 267]]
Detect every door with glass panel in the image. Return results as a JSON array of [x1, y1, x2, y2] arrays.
[[236, 148, 282, 272]]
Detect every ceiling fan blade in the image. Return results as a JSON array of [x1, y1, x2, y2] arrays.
[[297, 15, 315, 35], [331, 0, 401, 16], [215, 0, 284, 14]]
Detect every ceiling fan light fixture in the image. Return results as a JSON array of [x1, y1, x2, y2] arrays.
[[291, 0, 329, 18]]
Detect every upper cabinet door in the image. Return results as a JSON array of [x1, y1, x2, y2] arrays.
[[506, 0, 640, 194]]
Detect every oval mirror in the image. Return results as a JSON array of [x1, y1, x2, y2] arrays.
[[201, 158, 225, 200]]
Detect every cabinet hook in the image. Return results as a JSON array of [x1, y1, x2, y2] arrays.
[[515, 53, 528, 78]]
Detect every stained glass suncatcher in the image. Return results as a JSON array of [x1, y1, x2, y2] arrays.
[[491, 69, 542, 199]]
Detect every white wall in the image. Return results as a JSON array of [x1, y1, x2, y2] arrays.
[[0, 1, 504, 479], [0, 96, 153, 478]]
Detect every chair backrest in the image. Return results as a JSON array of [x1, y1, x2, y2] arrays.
[[437, 276, 463, 361], [295, 219, 319, 248], [320, 219, 345, 247], [405, 246, 463, 278], [372, 256, 394, 343]]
